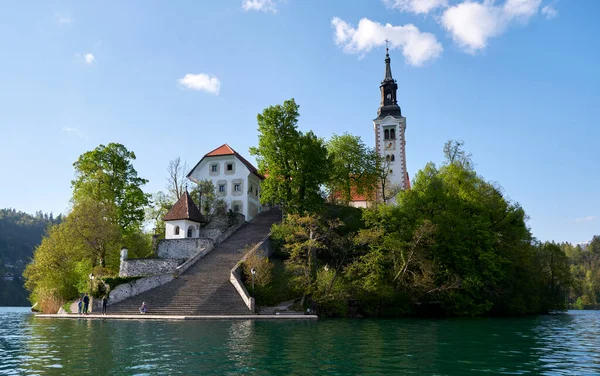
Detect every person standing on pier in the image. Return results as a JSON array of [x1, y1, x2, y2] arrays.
[[102, 295, 108, 315], [83, 293, 90, 315]]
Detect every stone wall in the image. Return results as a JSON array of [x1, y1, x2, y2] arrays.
[[198, 228, 222, 240], [119, 258, 183, 277], [156, 238, 214, 259], [108, 274, 174, 305]]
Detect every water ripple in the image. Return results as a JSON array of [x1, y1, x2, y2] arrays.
[[2, 308, 600, 375]]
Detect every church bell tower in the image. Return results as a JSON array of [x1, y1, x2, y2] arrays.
[[373, 46, 409, 203]]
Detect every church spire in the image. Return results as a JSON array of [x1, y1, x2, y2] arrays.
[[377, 44, 401, 119], [384, 39, 393, 82]]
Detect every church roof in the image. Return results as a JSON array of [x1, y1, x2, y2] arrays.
[[163, 191, 205, 223], [188, 144, 264, 180]]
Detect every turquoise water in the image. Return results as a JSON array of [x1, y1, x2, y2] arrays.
[[1, 307, 600, 375]]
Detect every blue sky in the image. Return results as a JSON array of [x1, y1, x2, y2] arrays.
[[0, 0, 598, 244]]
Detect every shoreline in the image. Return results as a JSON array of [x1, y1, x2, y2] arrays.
[[35, 313, 318, 321]]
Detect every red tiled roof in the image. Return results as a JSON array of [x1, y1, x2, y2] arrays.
[[163, 191, 205, 223], [205, 144, 235, 157], [187, 144, 264, 180], [331, 185, 374, 203]]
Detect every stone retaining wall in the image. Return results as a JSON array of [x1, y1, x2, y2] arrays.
[[157, 238, 214, 259], [119, 258, 183, 277], [108, 274, 174, 305]]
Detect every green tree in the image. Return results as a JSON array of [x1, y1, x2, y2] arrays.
[[72, 143, 150, 230], [190, 179, 220, 216], [67, 198, 121, 269], [326, 133, 378, 205], [249, 98, 330, 214]]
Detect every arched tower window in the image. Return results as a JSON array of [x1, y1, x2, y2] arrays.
[[390, 128, 396, 140], [187, 226, 194, 238], [384, 129, 390, 140], [386, 155, 390, 161], [391, 155, 395, 162], [174, 226, 180, 235]]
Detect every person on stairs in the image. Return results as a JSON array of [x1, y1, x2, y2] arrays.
[[139, 302, 147, 314]]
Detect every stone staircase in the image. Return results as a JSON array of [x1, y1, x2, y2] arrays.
[[107, 208, 281, 316]]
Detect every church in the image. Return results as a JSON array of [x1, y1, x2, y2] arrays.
[[353, 47, 410, 207], [162, 49, 409, 237]]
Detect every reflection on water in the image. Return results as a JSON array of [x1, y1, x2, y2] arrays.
[[2, 307, 600, 375]]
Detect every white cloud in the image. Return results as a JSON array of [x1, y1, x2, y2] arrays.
[[541, 4, 558, 19], [242, 0, 277, 13], [55, 12, 72, 24], [331, 17, 443, 66], [62, 127, 84, 138], [84, 53, 95, 64], [575, 216, 596, 223], [178, 73, 221, 95], [441, 0, 542, 53], [383, 0, 448, 14]]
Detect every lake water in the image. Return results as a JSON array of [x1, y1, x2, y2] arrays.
[[1, 307, 600, 375]]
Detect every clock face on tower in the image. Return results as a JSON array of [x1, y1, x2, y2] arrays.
[[384, 141, 395, 151]]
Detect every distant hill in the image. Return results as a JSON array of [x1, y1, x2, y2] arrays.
[[0, 208, 61, 306]]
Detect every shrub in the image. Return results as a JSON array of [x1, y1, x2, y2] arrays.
[[101, 276, 142, 291]]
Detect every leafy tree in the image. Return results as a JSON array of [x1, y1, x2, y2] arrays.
[[67, 198, 121, 269], [23, 222, 80, 312], [72, 143, 150, 230], [443, 139, 473, 170], [190, 179, 220, 216], [562, 236, 600, 309], [250, 98, 330, 214], [326, 133, 378, 205], [146, 191, 173, 237], [269, 141, 571, 317], [0, 208, 59, 306]]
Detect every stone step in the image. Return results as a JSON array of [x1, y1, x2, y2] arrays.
[[108, 208, 281, 316]]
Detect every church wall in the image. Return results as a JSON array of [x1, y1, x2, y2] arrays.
[[374, 115, 408, 204]]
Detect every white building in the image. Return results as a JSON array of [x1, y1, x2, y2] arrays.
[[187, 144, 264, 222], [372, 48, 410, 204], [163, 190, 205, 239]]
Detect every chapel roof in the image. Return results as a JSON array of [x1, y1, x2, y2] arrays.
[[163, 190, 205, 223], [188, 144, 264, 180]]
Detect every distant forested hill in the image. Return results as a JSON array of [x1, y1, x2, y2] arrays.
[[0, 208, 61, 306]]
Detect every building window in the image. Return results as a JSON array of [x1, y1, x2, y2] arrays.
[[174, 226, 180, 235], [249, 185, 253, 193], [390, 128, 396, 139], [211, 164, 218, 172], [391, 155, 395, 162], [233, 204, 240, 213], [227, 163, 233, 171], [219, 184, 225, 192], [234, 184, 241, 192], [384, 129, 390, 140], [187, 226, 193, 238]]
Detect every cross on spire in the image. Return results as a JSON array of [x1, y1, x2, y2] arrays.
[[385, 38, 389, 53]]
